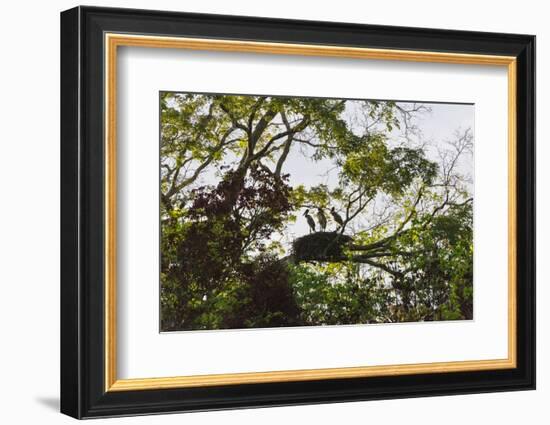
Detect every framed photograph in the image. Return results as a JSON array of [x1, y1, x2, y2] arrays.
[[60, 6, 535, 419]]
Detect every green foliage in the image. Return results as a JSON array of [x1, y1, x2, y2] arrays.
[[160, 93, 473, 330], [288, 262, 393, 325], [384, 203, 474, 322], [340, 135, 437, 197]]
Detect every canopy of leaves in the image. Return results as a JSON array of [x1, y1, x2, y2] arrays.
[[160, 92, 473, 330]]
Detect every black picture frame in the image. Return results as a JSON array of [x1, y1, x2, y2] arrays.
[[61, 5, 535, 419]]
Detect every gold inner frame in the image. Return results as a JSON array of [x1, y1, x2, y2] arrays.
[[104, 33, 518, 392]]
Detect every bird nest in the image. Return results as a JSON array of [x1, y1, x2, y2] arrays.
[[292, 232, 352, 262]]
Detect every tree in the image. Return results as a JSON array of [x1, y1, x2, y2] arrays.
[[160, 93, 474, 330]]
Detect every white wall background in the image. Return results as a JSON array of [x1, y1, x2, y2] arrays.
[[0, 0, 544, 423]]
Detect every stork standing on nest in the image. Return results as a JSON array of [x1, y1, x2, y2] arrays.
[[303, 209, 316, 233], [330, 207, 344, 230], [316, 207, 327, 231]]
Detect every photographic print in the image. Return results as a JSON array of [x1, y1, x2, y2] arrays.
[[61, 9, 535, 416], [160, 92, 474, 332]]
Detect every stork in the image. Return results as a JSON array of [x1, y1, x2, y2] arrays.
[[330, 207, 344, 229], [303, 209, 316, 233], [316, 207, 327, 231]]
